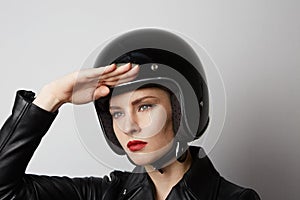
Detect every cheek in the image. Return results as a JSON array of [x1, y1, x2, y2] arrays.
[[137, 106, 169, 139], [112, 123, 127, 148]]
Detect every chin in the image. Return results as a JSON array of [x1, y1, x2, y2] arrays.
[[126, 151, 161, 166], [125, 143, 174, 166]]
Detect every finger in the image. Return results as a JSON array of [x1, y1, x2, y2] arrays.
[[100, 63, 117, 75], [100, 64, 139, 82], [101, 72, 139, 86], [99, 63, 133, 80], [77, 64, 116, 80], [88, 63, 117, 78]]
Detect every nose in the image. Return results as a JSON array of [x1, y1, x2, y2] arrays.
[[118, 114, 141, 135]]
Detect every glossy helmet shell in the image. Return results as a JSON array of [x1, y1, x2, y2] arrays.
[[94, 28, 209, 155]]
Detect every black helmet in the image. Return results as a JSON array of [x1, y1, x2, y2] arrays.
[[94, 28, 209, 162]]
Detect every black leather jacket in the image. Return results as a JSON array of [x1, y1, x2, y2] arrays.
[[0, 90, 260, 200]]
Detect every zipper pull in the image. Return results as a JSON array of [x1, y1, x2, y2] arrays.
[[122, 189, 127, 195]]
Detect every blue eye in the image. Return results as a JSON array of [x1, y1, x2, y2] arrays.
[[138, 104, 153, 112], [111, 112, 124, 119]]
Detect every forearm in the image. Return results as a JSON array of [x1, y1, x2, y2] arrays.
[[0, 90, 57, 197], [33, 84, 65, 112]]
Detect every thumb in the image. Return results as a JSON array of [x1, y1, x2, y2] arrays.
[[93, 85, 110, 100]]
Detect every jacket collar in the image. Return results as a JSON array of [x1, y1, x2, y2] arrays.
[[122, 146, 221, 200], [181, 146, 221, 199]]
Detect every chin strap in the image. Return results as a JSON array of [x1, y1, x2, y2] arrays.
[[176, 146, 188, 163], [151, 141, 188, 174]]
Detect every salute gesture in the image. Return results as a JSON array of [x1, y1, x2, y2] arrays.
[[33, 63, 139, 112]]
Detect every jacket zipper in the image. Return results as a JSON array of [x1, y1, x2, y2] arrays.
[[120, 186, 142, 200]]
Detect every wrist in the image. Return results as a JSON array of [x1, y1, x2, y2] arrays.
[[32, 85, 64, 112]]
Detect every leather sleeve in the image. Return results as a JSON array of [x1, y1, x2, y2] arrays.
[[0, 90, 106, 200]]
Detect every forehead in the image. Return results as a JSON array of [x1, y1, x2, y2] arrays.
[[109, 87, 170, 105]]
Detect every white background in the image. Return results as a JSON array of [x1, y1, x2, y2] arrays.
[[0, 1, 299, 199]]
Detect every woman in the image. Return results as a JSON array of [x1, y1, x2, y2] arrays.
[[0, 28, 260, 199]]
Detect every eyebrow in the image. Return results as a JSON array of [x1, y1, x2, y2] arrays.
[[131, 96, 158, 106], [109, 96, 158, 110]]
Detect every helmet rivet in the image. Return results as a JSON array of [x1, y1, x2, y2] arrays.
[[200, 101, 204, 107], [151, 64, 159, 71]]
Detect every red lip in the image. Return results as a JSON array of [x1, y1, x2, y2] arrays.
[[127, 140, 148, 152]]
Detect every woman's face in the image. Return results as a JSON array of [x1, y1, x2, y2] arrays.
[[109, 87, 174, 166]]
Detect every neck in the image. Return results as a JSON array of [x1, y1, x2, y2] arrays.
[[145, 150, 192, 200]]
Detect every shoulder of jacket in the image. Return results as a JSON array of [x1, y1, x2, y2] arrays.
[[218, 177, 260, 200], [102, 170, 129, 182]]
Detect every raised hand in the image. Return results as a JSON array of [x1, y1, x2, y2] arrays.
[[33, 63, 139, 112]]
